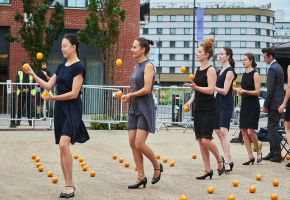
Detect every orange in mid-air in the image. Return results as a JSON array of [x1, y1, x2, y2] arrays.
[[116, 59, 123, 67], [162, 156, 168, 163], [112, 154, 117, 159], [271, 193, 278, 200], [31, 153, 36, 159], [82, 165, 88, 171], [188, 73, 195, 81], [35, 157, 40, 162], [169, 161, 175, 167], [155, 154, 160, 159], [79, 157, 84, 163], [38, 165, 44, 172], [73, 154, 78, 159], [228, 194, 235, 200], [180, 194, 188, 200], [180, 66, 187, 73], [256, 174, 262, 181], [36, 52, 44, 60], [118, 157, 124, 163], [124, 162, 129, 168], [192, 154, 197, 159], [272, 180, 279, 187]]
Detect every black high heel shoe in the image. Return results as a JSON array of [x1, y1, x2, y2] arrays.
[[242, 157, 255, 165], [59, 186, 75, 199], [257, 153, 263, 163], [217, 156, 225, 176], [229, 161, 234, 171], [128, 177, 147, 189], [196, 170, 213, 180], [151, 163, 163, 184]]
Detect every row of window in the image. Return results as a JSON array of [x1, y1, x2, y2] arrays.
[[0, 0, 9, 3], [0, 0, 89, 8], [156, 15, 271, 23], [143, 27, 273, 36]]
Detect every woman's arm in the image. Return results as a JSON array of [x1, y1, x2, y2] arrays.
[[186, 93, 195, 105], [215, 71, 234, 96], [195, 67, 216, 95], [241, 72, 260, 96], [278, 65, 290, 113]]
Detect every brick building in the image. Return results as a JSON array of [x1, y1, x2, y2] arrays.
[[0, 0, 139, 86]]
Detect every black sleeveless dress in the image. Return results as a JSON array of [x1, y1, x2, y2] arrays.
[[239, 70, 260, 129], [215, 67, 237, 130], [193, 66, 216, 140]]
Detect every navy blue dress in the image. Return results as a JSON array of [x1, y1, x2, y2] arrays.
[[215, 67, 237, 130], [54, 61, 90, 144]]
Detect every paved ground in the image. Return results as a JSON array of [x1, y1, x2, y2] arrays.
[[0, 128, 289, 200]]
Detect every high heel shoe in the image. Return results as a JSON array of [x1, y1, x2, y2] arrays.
[[196, 170, 213, 180], [151, 163, 163, 184], [257, 153, 263, 163], [217, 156, 225, 176], [59, 186, 75, 199], [242, 157, 255, 165], [229, 161, 234, 171], [225, 163, 231, 173], [128, 177, 147, 189]]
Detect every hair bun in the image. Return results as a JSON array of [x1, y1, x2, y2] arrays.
[[204, 37, 214, 48], [146, 39, 154, 46]]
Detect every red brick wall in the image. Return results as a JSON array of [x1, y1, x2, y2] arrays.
[[0, 1, 139, 84]]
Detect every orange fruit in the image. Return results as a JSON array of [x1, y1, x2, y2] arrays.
[[162, 156, 168, 163], [116, 59, 123, 67], [23, 63, 29, 72], [237, 87, 242, 95], [35, 157, 40, 162], [31, 153, 36, 159], [273, 180, 279, 187], [271, 193, 278, 200], [73, 154, 78, 159], [118, 157, 124, 163], [169, 161, 175, 167], [155, 154, 160, 159], [228, 194, 235, 200], [41, 90, 48, 97], [249, 186, 256, 193], [79, 157, 84, 163], [124, 162, 129, 168], [47, 171, 53, 177], [51, 177, 58, 183], [180, 194, 188, 200], [180, 66, 187, 73], [256, 174, 262, 181], [90, 171, 96, 177], [36, 52, 44, 60], [36, 162, 42, 167], [183, 105, 189, 112], [38, 165, 44, 172], [207, 186, 214, 194], [81, 161, 87, 167], [188, 73, 195, 81], [112, 154, 117, 159], [232, 82, 237, 88], [134, 166, 138, 171], [232, 180, 239, 187], [286, 155, 290, 160], [82, 165, 88, 171], [115, 90, 123, 100], [192, 154, 197, 159]]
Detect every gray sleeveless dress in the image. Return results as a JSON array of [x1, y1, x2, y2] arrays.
[[128, 59, 156, 133]]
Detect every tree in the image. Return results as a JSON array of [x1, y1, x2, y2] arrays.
[[78, 0, 126, 85], [6, 0, 65, 70]]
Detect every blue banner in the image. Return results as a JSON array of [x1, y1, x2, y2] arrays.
[[196, 8, 204, 42]]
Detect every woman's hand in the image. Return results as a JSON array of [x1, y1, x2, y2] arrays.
[[184, 82, 197, 90], [278, 103, 286, 113], [22, 64, 35, 76], [41, 92, 53, 101], [121, 93, 132, 103]]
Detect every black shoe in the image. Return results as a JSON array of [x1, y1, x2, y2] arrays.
[[257, 153, 263, 163], [286, 163, 290, 168], [36, 113, 40, 119], [16, 121, 20, 126], [217, 156, 225, 176], [29, 122, 32, 126], [270, 157, 281, 163], [9, 124, 16, 128], [151, 163, 163, 184], [242, 157, 255, 165], [128, 177, 147, 189], [65, 186, 75, 199], [263, 153, 272, 161], [59, 192, 66, 198], [229, 161, 234, 171], [196, 170, 213, 180]]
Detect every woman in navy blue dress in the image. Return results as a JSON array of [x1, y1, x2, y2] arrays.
[[214, 47, 237, 173], [24, 34, 89, 198]]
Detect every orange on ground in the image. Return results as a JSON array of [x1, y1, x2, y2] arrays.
[[23, 63, 29, 72], [36, 162, 42, 167], [188, 73, 195, 81], [112, 154, 117, 159], [36, 52, 44, 60], [35, 157, 40, 162], [249, 186, 256, 193], [273, 180, 279, 187], [207, 186, 214, 194], [118, 157, 124, 163], [228, 194, 235, 200], [116, 59, 123, 67], [169, 161, 175, 167], [38, 165, 44, 172], [79, 157, 84, 163], [124, 162, 129, 168], [31, 153, 36, 159], [134, 166, 138, 171], [180, 66, 187, 73], [51, 177, 58, 183], [162, 156, 168, 163], [90, 171, 96, 177], [286, 155, 290, 160], [271, 193, 278, 200], [47, 171, 53, 177], [155, 154, 160, 159], [183, 105, 189, 112], [73, 154, 78, 159], [180, 194, 188, 200], [82, 165, 88, 171], [256, 174, 262, 181], [232, 180, 239, 187], [192, 154, 197, 159], [81, 161, 87, 167]]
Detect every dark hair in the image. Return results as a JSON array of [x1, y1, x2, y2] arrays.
[[262, 47, 275, 58], [63, 33, 80, 57], [41, 61, 47, 65], [244, 53, 257, 69], [222, 47, 235, 68], [200, 38, 214, 59], [135, 37, 154, 55]]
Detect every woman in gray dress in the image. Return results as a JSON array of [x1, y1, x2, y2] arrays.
[[122, 37, 162, 189]]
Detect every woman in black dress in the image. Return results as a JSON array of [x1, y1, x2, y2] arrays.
[[239, 53, 262, 165], [215, 47, 237, 173], [24, 34, 89, 198], [185, 38, 225, 180], [278, 64, 290, 168]]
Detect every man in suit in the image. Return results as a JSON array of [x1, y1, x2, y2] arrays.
[[262, 48, 284, 163]]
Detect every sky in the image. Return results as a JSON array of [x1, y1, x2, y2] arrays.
[[145, 0, 290, 19]]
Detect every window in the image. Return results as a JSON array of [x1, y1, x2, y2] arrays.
[[225, 41, 231, 47], [266, 42, 270, 48], [212, 15, 218, 22], [143, 28, 148, 35], [67, 0, 87, 7], [255, 54, 260, 62], [267, 16, 270, 23], [170, 15, 176, 22], [156, 67, 162, 74], [157, 15, 163, 22], [240, 15, 247, 21], [240, 28, 246, 35], [225, 15, 231, 22], [255, 28, 261, 35], [184, 41, 190, 48], [240, 41, 246, 48], [267, 29, 270, 36], [211, 28, 218, 35], [214, 41, 218, 48], [169, 67, 175, 73], [184, 54, 190, 61], [170, 28, 176, 35], [170, 54, 175, 61], [0, 0, 10, 4], [157, 41, 162, 48], [184, 28, 190, 35], [170, 41, 176, 48], [255, 41, 260, 48], [255, 15, 261, 22], [158, 54, 162, 61], [184, 15, 190, 22], [225, 28, 231, 35], [157, 28, 162, 35]]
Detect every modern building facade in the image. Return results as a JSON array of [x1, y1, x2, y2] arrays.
[[140, 1, 275, 85], [274, 11, 290, 45]]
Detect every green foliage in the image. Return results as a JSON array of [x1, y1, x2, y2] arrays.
[[89, 114, 127, 130], [78, 0, 126, 84], [6, 0, 65, 70]]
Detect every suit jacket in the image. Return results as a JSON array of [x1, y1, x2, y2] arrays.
[[263, 60, 284, 110]]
